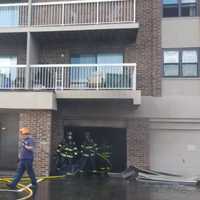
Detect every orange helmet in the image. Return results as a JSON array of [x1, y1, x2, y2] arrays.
[[20, 127, 30, 135]]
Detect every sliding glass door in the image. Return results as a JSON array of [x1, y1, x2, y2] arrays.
[[70, 53, 123, 89], [0, 7, 19, 27], [0, 56, 17, 88]]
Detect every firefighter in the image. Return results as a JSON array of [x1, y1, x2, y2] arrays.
[[79, 131, 98, 174], [62, 131, 79, 175], [55, 136, 66, 174], [97, 142, 112, 175], [56, 131, 78, 175]]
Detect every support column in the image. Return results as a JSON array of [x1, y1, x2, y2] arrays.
[[25, 0, 32, 89], [127, 118, 149, 169]]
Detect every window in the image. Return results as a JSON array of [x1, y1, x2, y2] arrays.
[[163, 0, 179, 17], [70, 53, 124, 88], [163, 0, 197, 17], [70, 54, 96, 87], [181, 0, 197, 16], [182, 50, 198, 76], [163, 49, 198, 77], [0, 7, 19, 26], [0, 56, 17, 88], [163, 50, 179, 76]]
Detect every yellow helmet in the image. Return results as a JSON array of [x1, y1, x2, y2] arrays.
[[20, 127, 30, 135]]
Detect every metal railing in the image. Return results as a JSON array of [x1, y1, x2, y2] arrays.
[[0, 64, 136, 90], [31, 0, 136, 26], [0, 3, 28, 27], [0, 65, 26, 89], [0, 0, 136, 27], [29, 63, 136, 90]]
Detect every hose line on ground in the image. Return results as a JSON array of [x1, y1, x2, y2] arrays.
[[0, 175, 65, 200], [0, 178, 33, 200]]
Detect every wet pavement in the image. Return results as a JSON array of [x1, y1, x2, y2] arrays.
[[33, 176, 200, 200], [1, 176, 200, 200]]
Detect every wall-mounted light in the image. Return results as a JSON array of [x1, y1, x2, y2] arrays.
[[60, 53, 65, 58], [1, 127, 7, 131]]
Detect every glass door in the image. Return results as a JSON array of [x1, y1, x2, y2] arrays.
[[0, 56, 17, 88], [97, 53, 124, 88], [70, 54, 96, 88]]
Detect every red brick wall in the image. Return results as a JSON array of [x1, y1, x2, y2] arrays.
[[19, 111, 53, 176], [38, 0, 162, 96], [127, 118, 149, 169], [18, 106, 150, 175], [53, 101, 150, 171]]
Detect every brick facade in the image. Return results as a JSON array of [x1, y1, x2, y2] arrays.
[[0, 0, 161, 174], [49, 101, 150, 174], [19, 111, 53, 176], [127, 118, 149, 169], [37, 0, 162, 96]]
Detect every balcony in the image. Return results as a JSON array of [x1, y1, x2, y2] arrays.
[[0, 63, 141, 104], [0, 0, 138, 33], [29, 64, 136, 90], [0, 65, 26, 89], [0, 3, 28, 32]]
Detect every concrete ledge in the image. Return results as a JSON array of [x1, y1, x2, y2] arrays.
[[134, 96, 200, 118], [56, 90, 141, 105], [0, 27, 28, 33], [29, 23, 139, 32], [0, 91, 57, 110]]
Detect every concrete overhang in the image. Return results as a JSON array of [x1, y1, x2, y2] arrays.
[[29, 23, 139, 32], [0, 91, 57, 110], [0, 27, 28, 33], [0, 23, 139, 34], [55, 90, 141, 105]]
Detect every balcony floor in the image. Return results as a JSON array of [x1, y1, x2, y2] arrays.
[[56, 90, 141, 105], [0, 90, 141, 111]]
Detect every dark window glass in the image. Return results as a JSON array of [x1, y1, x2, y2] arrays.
[[163, 4, 179, 17], [181, 0, 197, 16], [163, 0, 178, 17], [163, 0, 197, 17]]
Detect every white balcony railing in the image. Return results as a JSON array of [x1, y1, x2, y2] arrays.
[[29, 64, 136, 90], [31, 0, 136, 26], [0, 64, 136, 90], [0, 0, 136, 28], [0, 65, 26, 89], [0, 3, 28, 27]]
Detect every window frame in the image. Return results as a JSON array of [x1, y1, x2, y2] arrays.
[[163, 0, 179, 17], [181, 49, 198, 77], [69, 52, 125, 87], [163, 48, 199, 78], [162, 0, 198, 17]]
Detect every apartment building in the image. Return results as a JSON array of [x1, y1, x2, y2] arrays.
[[0, 0, 199, 177]]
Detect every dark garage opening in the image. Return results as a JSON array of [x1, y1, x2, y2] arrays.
[[65, 126, 127, 173]]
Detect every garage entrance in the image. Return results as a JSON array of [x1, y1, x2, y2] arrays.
[[65, 126, 127, 173]]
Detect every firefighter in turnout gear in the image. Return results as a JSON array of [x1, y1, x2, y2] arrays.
[[55, 137, 66, 174], [56, 131, 78, 175], [97, 142, 112, 174], [80, 131, 98, 174]]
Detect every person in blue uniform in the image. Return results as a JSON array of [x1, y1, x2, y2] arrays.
[[7, 127, 37, 189]]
